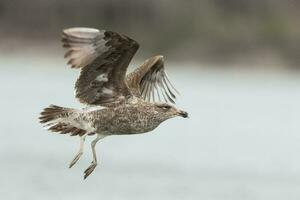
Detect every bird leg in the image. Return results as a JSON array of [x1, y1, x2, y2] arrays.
[[83, 134, 105, 179], [69, 134, 87, 168]]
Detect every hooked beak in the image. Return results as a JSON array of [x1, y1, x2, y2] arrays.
[[178, 110, 188, 118]]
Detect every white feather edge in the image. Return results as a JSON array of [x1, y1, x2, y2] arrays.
[[63, 27, 100, 38], [62, 27, 109, 68]]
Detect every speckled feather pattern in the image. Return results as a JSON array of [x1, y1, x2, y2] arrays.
[[88, 99, 171, 135], [39, 27, 184, 136], [39, 27, 187, 179]]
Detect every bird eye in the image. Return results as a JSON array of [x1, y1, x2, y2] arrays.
[[158, 104, 171, 110]]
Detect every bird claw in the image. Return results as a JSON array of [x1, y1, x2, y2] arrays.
[[83, 161, 97, 179], [69, 152, 83, 168]]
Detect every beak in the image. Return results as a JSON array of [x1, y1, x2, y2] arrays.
[[178, 110, 188, 118]]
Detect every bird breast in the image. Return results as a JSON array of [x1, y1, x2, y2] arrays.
[[107, 105, 161, 135]]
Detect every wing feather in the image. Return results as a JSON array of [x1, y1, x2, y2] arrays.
[[126, 55, 178, 104], [62, 27, 139, 106]]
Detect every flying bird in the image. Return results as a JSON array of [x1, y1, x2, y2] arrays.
[[39, 27, 188, 179]]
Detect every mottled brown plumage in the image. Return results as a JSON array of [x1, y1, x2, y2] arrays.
[[39, 27, 187, 179]]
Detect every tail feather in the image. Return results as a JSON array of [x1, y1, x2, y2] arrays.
[[39, 104, 88, 136], [39, 105, 71, 124]]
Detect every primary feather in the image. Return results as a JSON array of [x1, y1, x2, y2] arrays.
[[62, 27, 178, 106]]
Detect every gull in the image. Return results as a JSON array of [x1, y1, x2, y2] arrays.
[[39, 27, 188, 179]]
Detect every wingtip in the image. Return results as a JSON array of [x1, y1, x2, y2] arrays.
[[154, 55, 164, 62], [157, 55, 164, 59]]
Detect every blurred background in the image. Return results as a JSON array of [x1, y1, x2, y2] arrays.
[[1, 0, 300, 199]]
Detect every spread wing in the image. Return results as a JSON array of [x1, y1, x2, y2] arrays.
[[126, 55, 178, 104], [62, 27, 139, 106]]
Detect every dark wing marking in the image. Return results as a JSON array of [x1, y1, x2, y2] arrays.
[[126, 55, 178, 104], [62, 27, 139, 106]]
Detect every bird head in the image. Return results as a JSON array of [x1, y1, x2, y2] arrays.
[[153, 102, 188, 121]]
